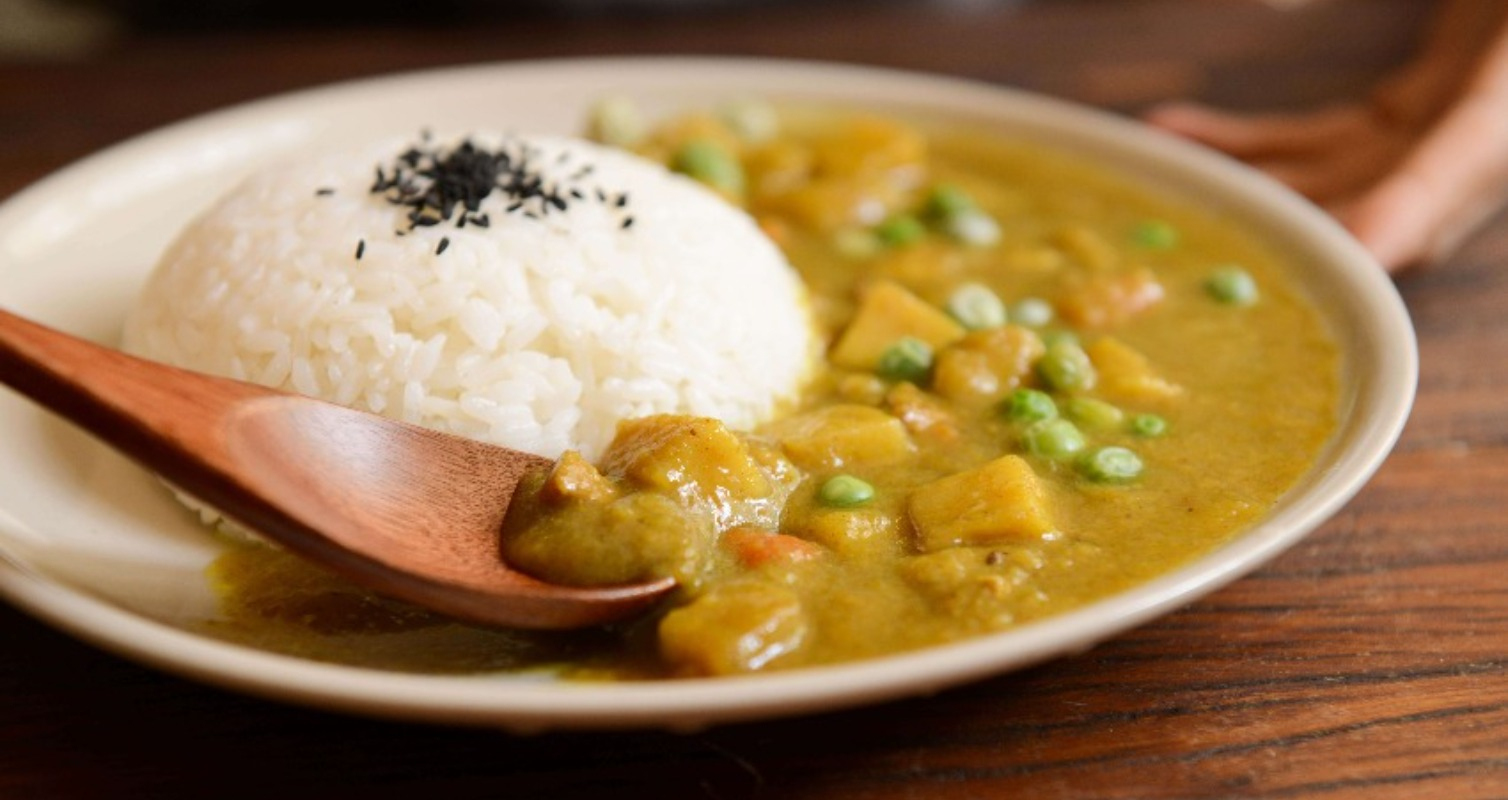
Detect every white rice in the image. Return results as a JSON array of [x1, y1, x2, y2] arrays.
[[124, 132, 815, 464]]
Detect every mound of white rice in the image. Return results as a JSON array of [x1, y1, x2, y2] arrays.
[[124, 132, 815, 462]]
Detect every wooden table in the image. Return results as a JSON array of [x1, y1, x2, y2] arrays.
[[5, 1, 1505, 796]]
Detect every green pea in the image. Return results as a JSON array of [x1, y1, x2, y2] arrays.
[[946, 283, 1008, 330], [1023, 418, 1086, 459], [1130, 219, 1179, 250], [718, 98, 778, 142], [1011, 297, 1054, 328], [1040, 330, 1079, 349], [586, 96, 645, 147], [1080, 446, 1144, 483], [925, 183, 977, 218], [1004, 388, 1058, 424], [876, 336, 933, 383], [1037, 339, 1097, 392], [1129, 413, 1168, 438], [922, 184, 999, 246], [944, 209, 1001, 247], [1064, 396, 1124, 430], [876, 215, 926, 247], [1205, 265, 1259, 306], [672, 140, 745, 195], [819, 474, 875, 508]]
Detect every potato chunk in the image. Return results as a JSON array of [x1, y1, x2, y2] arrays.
[[829, 281, 965, 372], [786, 505, 903, 559], [745, 139, 815, 200], [602, 415, 773, 504], [766, 404, 915, 471], [1085, 336, 1183, 403], [659, 581, 810, 676], [874, 241, 966, 291], [809, 114, 926, 178], [753, 117, 925, 233], [1053, 224, 1120, 272], [908, 455, 1055, 551], [767, 180, 877, 232]]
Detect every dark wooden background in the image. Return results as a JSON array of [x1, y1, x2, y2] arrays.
[[5, 1, 1507, 797]]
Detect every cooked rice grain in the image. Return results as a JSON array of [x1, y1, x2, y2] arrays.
[[124, 133, 815, 462]]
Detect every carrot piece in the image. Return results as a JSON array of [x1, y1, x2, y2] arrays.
[[723, 527, 824, 567]]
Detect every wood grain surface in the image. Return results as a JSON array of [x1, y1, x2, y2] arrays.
[[5, 1, 1506, 797]]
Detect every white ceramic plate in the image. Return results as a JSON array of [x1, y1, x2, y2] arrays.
[[0, 57, 1415, 731]]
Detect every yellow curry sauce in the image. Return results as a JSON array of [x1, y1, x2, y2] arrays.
[[204, 104, 1339, 679]]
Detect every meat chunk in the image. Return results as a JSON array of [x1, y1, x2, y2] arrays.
[[931, 325, 1046, 407]]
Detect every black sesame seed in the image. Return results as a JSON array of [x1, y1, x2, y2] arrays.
[[436, 237, 450, 255], [355, 239, 366, 260], [316, 187, 335, 197], [368, 132, 620, 234], [621, 216, 634, 229]]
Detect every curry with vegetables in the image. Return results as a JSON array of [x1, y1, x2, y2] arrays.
[[206, 102, 1339, 679]]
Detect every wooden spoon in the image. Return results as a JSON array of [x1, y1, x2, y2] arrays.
[[0, 308, 675, 629]]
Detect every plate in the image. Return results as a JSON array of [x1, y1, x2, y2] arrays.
[[0, 56, 1415, 730]]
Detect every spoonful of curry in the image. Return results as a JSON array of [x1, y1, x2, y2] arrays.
[[0, 308, 675, 629]]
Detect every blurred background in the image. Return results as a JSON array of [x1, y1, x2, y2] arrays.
[[0, 0, 1429, 204], [7, 0, 1009, 55]]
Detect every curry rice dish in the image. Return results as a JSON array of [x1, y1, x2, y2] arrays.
[[130, 101, 1340, 679]]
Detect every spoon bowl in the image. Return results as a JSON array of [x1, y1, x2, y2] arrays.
[[0, 307, 675, 629]]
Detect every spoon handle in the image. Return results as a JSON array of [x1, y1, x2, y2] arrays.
[[0, 308, 271, 515]]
